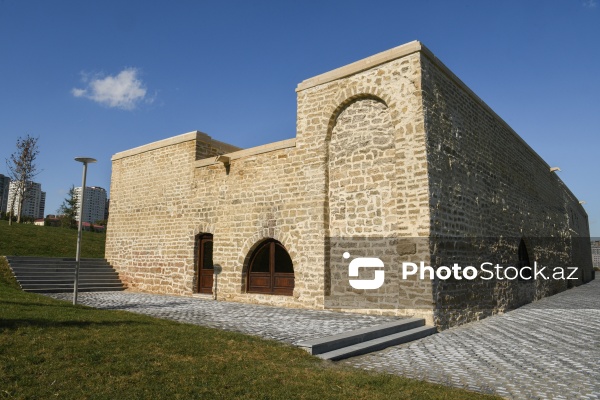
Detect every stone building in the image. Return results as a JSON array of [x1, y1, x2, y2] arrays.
[[106, 41, 593, 329]]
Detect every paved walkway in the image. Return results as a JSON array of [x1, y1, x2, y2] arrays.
[[46, 280, 600, 399], [46, 291, 399, 343], [343, 280, 600, 399]]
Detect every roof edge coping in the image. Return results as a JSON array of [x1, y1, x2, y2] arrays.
[[195, 138, 296, 168], [296, 40, 426, 92], [111, 131, 239, 161]]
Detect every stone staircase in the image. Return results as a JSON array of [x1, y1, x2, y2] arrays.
[[295, 317, 436, 361], [6, 256, 125, 293]]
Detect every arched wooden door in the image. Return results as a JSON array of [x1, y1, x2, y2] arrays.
[[195, 234, 213, 294], [247, 239, 294, 296]]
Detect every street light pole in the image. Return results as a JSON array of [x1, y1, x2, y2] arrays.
[[73, 157, 96, 305]]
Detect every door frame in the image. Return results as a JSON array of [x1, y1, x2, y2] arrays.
[[195, 233, 214, 294]]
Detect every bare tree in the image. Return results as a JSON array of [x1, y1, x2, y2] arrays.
[[6, 135, 40, 224]]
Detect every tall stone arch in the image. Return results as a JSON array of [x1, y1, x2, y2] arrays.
[[324, 95, 397, 295]]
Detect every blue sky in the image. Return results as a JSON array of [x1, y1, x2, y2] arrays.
[[1, 0, 598, 236]]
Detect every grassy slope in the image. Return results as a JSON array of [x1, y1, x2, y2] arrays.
[[0, 220, 105, 258], [0, 222, 499, 399]]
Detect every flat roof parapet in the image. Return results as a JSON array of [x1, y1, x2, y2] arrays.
[[111, 131, 240, 161]]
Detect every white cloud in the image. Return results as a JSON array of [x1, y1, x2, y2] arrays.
[[72, 68, 149, 110], [583, 0, 597, 8]]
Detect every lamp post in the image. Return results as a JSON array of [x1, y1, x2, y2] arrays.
[[73, 157, 97, 305]]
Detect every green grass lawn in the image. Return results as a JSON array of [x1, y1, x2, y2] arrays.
[[0, 222, 499, 399], [0, 220, 105, 258]]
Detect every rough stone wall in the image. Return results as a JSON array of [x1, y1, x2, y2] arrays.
[[106, 132, 237, 294], [420, 54, 593, 329], [328, 99, 396, 236], [296, 53, 432, 239], [325, 98, 432, 316], [191, 142, 326, 308], [295, 52, 434, 321]]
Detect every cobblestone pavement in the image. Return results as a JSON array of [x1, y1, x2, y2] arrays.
[[342, 280, 600, 400], [45, 291, 399, 343], [46, 280, 600, 399]]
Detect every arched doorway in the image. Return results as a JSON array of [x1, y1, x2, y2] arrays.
[[195, 233, 213, 294], [247, 239, 294, 296]]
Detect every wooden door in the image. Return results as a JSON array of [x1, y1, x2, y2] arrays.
[[247, 240, 294, 296], [196, 234, 214, 294]]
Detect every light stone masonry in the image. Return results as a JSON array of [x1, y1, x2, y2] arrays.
[[106, 41, 593, 330]]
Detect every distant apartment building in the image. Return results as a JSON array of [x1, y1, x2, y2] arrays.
[[39, 191, 46, 218], [592, 241, 600, 269], [75, 186, 107, 223], [104, 198, 110, 221], [0, 174, 10, 214], [6, 180, 46, 219]]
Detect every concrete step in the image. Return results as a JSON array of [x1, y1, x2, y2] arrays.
[[6, 256, 125, 293], [7, 261, 110, 267], [19, 278, 123, 286], [9, 262, 111, 266], [295, 318, 435, 361], [6, 258, 111, 268], [16, 277, 120, 283], [8, 262, 111, 267], [296, 318, 425, 354], [24, 286, 125, 294], [315, 325, 436, 361], [21, 282, 124, 289], [10, 264, 114, 269], [10, 268, 118, 275], [13, 271, 119, 277], [6, 256, 106, 260]]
